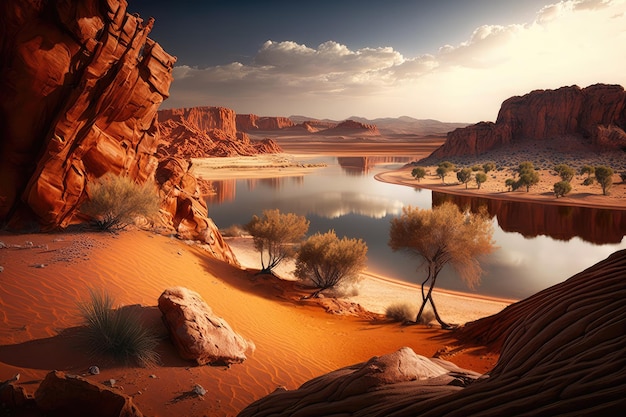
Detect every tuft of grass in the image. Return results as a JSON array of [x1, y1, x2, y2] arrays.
[[78, 289, 159, 367], [417, 309, 436, 325], [385, 302, 416, 322], [220, 224, 247, 237], [80, 173, 160, 232]]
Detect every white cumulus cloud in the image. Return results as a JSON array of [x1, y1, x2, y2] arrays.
[[163, 0, 626, 122]]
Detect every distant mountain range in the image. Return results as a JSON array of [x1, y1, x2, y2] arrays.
[[289, 115, 470, 136]]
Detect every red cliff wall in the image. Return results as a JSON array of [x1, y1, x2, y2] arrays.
[[0, 0, 175, 228], [431, 84, 626, 158], [159, 106, 238, 137]]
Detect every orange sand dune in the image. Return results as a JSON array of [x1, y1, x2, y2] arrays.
[[0, 229, 500, 416]]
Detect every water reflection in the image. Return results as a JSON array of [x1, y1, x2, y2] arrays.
[[207, 156, 626, 299], [337, 156, 414, 175], [432, 192, 626, 245]]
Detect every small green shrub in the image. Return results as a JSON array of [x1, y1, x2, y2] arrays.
[[81, 173, 160, 231], [385, 302, 415, 322], [78, 289, 159, 367]]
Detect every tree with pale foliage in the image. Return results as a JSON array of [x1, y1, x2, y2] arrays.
[[436, 161, 455, 184], [475, 172, 487, 189], [411, 167, 426, 182], [80, 173, 160, 232], [295, 230, 367, 298], [245, 209, 309, 275], [388, 202, 495, 329]]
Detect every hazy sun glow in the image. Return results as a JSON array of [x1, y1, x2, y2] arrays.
[[162, 0, 626, 122]]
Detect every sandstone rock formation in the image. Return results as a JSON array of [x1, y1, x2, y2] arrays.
[[318, 119, 381, 136], [239, 249, 626, 416], [158, 107, 283, 158], [155, 157, 237, 264], [431, 84, 626, 158], [236, 114, 295, 131], [0, 0, 175, 229], [158, 287, 251, 366], [35, 370, 143, 417]]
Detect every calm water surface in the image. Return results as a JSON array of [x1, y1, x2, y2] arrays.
[[206, 156, 626, 300]]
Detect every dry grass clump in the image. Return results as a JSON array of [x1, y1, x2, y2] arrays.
[[221, 224, 247, 237], [78, 289, 159, 367], [80, 173, 160, 232], [385, 302, 416, 322]]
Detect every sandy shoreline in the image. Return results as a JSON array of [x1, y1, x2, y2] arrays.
[[224, 236, 514, 326]]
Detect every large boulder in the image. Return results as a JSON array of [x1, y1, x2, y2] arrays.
[[34, 370, 143, 417], [239, 249, 626, 416], [0, 0, 175, 229], [158, 287, 251, 365]]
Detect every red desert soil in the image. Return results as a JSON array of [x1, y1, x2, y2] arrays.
[[0, 229, 500, 417]]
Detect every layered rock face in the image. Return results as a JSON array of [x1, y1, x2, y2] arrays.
[[158, 107, 283, 158], [0, 0, 175, 229], [236, 114, 295, 131], [155, 157, 238, 264], [158, 287, 251, 365], [239, 249, 626, 416], [432, 84, 626, 158]]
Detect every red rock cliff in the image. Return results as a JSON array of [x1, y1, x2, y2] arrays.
[[431, 84, 626, 158], [0, 0, 175, 228], [160, 106, 238, 137], [235, 114, 295, 131]]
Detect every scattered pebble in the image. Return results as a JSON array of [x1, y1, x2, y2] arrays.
[[0, 266, 4, 273], [88, 366, 100, 375], [31, 263, 46, 268], [149, 374, 157, 379], [192, 384, 207, 396], [106, 379, 116, 387]]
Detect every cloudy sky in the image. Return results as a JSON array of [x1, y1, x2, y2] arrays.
[[130, 0, 626, 123]]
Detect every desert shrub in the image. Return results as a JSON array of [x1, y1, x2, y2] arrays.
[[475, 172, 487, 189], [80, 174, 160, 232], [554, 164, 575, 183], [417, 308, 435, 325], [436, 161, 455, 183], [385, 302, 415, 322], [516, 161, 540, 192], [221, 224, 247, 237], [246, 209, 309, 274], [553, 181, 572, 198], [456, 168, 473, 188], [295, 230, 367, 298], [482, 162, 496, 173], [411, 167, 426, 182], [594, 165, 614, 196], [78, 289, 159, 367]]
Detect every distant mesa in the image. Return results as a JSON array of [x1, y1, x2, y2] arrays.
[[316, 119, 381, 136], [157, 106, 282, 158], [429, 83, 626, 159]]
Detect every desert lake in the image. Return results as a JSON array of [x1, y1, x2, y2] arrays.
[[205, 155, 626, 300]]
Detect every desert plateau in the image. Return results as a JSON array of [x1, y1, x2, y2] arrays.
[[1, 1, 626, 416]]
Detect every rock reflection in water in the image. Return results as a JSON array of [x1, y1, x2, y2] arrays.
[[432, 191, 626, 245]]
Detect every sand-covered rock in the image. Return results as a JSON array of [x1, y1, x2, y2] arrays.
[[239, 249, 626, 416], [239, 347, 481, 417], [158, 287, 251, 365], [35, 370, 143, 417]]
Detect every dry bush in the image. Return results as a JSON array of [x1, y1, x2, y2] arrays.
[[77, 288, 159, 367], [385, 302, 415, 322], [80, 173, 160, 231]]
